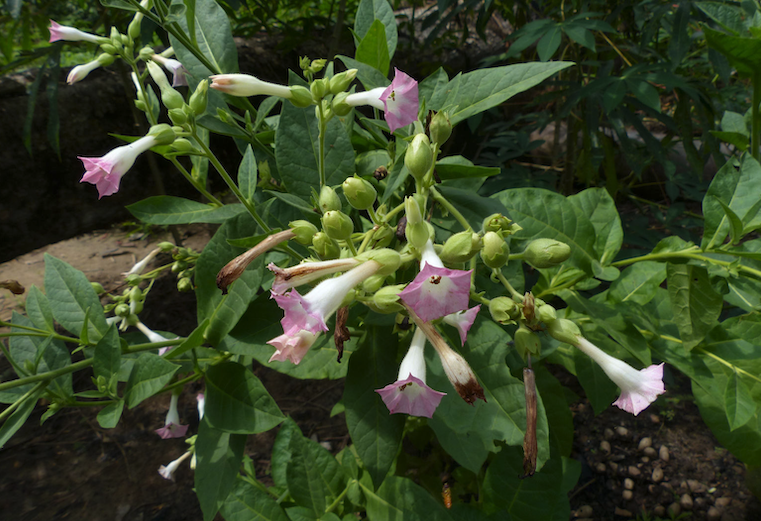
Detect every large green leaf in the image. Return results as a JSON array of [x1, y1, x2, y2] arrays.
[[703, 25, 761, 76], [354, 0, 398, 59], [697, 2, 747, 35], [127, 196, 245, 225], [725, 372, 757, 431], [607, 261, 667, 306], [356, 19, 390, 76], [275, 101, 356, 201], [568, 187, 622, 267], [44, 254, 108, 340], [195, 418, 247, 521], [124, 353, 179, 408], [365, 475, 453, 521], [493, 188, 608, 279], [93, 324, 121, 381], [205, 362, 284, 434], [0, 384, 47, 449], [343, 325, 405, 487], [25, 285, 54, 332], [220, 480, 289, 521], [238, 145, 258, 203], [435, 156, 500, 180], [667, 263, 723, 351]]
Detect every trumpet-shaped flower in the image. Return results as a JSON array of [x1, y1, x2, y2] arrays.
[[151, 54, 188, 87], [574, 336, 665, 416], [209, 74, 292, 98], [376, 327, 446, 418], [442, 305, 481, 346], [67, 59, 102, 85], [79, 134, 159, 198], [197, 393, 205, 420], [268, 258, 360, 295], [399, 240, 471, 323], [268, 260, 381, 364], [135, 321, 177, 356], [345, 68, 418, 133], [155, 393, 189, 439], [158, 451, 192, 481], [48, 20, 103, 44]]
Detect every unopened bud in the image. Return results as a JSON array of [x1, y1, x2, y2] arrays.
[[439, 231, 482, 264], [480, 231, 509, 269], [548, 318, 581, 345], [289, 85, 313, 108], [514, 326, 541, 358], [312, 232, 340, 259], [177, 278, 194, 292], [356, 248, 401, 276], [310, 78, 329, 100], [536, 304, 557, 324], [482, 213, 522, 235], [332, 92, 352, 116], [371, 225, 394, 249], [159, 242, 175, 252], [362, 274, 386, 293], [148, 124, 176, 145], [100, 43, 118, 55], [309, 59, 327, 73], [322, 210, 354, 241], [115, 303, 131, 317], [329, 69, 357, 94], [168, 108, 187, 125], [523, 239, 571, 269], [128, 17, 142, 40], [319, 185, 342, 213], [367, 284, 405, 314], [404, 133, 433, 182], [488, 296, 520, 324], [97, 53, 115, 67], [342, 176, 377, 210], [91, 282, 105, 294], [429, 111, 452, 145], [289, 220, 318, 245], [189, 79, 208, 115], [138, 46, 154, 61], [171, 138, 195, 153]]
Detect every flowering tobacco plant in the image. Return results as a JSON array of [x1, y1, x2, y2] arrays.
[[10, 0, 761, 519]]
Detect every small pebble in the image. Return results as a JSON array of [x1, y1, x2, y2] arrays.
[[653, 505, 665, 516], [614, 507, 632, 517], [609, 462, 619, 472], [638, 437, 652, 451], [320, 441, 332, 451], [680, 493, 693, 511], [650, 413, 660, 423], [715, 497, 732, 508], [575, 505, 593, 517], [659, 445, 669, 462], [668, 502, 681, 516], [595, 462, 606, 474], [706, 506, 722, 520], [624, 478, 634, 490], [628, 466, 641, 477], [644, 447, 657, 457], [604, 428, 614, 440], [687, 479, 706, 494], [622, 490, 633, 500], [695, 497, 706, 509], [615, 426, 629, 437], [651, 467, 664, 482], [641, 456, 650, 463], [600, 440, 611, 454]]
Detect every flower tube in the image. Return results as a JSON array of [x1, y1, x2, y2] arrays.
[[79, 135, 158, 198], [67, 59, 102, 85], [209, 74, 293, 98], [135, 321, 177, 356], [155, 392, 189, 439], [151, 54, 188, 87], [158, 451, 192, 481], [268, 257, 361, 295], [345, 68, 418, 132], [376, 327, 446, 418], [48, 20, 103, 44]]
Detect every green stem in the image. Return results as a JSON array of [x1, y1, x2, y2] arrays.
[[382, 201, 406, 223], [71, 399, 116, 407], [0, 321, 79, 343], [430, 186, 472, 232], [367, 205, 380, 225], [470, 291, 491, 306], [612, 248, 761, 280], [535, 273, 586, 299], [0, 359, 93, 393], [494, 269, 524, 300], [697, 348, 761, 384], [122, 338, 186, 354], [0, 381, 47, 423], [169, 157, 223, 205], [346, 239, 359, 256], [325, 480, 354, 514], [753, 70, 761, 162], [318, 106, 327, 188]]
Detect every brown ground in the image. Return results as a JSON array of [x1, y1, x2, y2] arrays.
[[1, 226, 760, 521]]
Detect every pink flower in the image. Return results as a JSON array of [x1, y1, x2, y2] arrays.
[[209, 74, 292, 98], [399, 240, 471, 323], [79, 135, 159, 198], [376, 327, 446, 418], [155, 393, 189, 439], [49, 20, 102, 44], [345, 68, 419, 133], [268, 261, 381, 364], [151, 54, 188, 87], [158, 451, 191, 481], [574, 337, 665, 416], [442, 305, 481, 346], [67, 59, 102, 85], [268, 258, 360, 295]]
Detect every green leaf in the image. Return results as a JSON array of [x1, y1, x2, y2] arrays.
[[195, 418, 247, 521], [97, 400, 124, 429], [714, 196, 745, 245], [93, 324, 121, 381], [25, 285, 54, 331], [124, 353, 179, 408], [563, 24, 595, 51], [271, 417, 300, 489], [444, 62, 573, 125], [164, 318, 210, 360], [697, 2, 746, 35], [366, 475, 453, 521], [286, 420, 348, 513], [127, 196, 245, 225], [725, 372, 757, 431], [0, 384, 47, 449], [534, 366, 574, 457], [568, 187, 623, 267], [44, 254, 108, 340], [721, 110, 749, 136], [703, 25, 761, 76], [711, 130, 750, 151], [169, 0, 238, 78], [435, 156, 500, 180], [354, 0, 398, 59], [607, 262, 667, 306], [275, 102, 356, 201], [493, 188, 608, 279], [238, 145, 257, 203], [205, 362, 284, 434], [356, 19, 390, 76], [336, 55, 390, 90], [536, 25, 562, 61], [343, 325, 405, 487], [220, 480, 289, 521], [667, 263, 723, 351]]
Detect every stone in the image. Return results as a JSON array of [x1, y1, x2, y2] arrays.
[[600, 440, 611, 454], [604, 428, 614, 440], [628, 466, 641, 477], [651, 467, 664, 483], [653, 505, 665, 517], [650, 413, 660, 423], [575, 505, 593, 517], [706, 506, 722, 521], [644, 447, 657, 457], [609, 462, 619, 472], [615, 426, 629, 437], [659, 445, 670, 461], [624, 478, 634, 490], [638, 437, 652, 451], [641, 456, 650, 463], [614, 507, 632, 517], [595, 462, 606, 474], [715, 497, 732, 508], [622, 490, 633, 500], [695, 497, 706, 509], [680, 493, 694, 511], [688, 479, 706, 494], [668, 502, 681, 517]]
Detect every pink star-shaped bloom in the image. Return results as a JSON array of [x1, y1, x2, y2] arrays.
[[442, 305, 481, 346], [155, 393, 189, 439], [399, 241, 471, 323], [575, 337, 665, 416], [49, 20, 102, 44], [379, 68, 419, 133], [79, 135, 158, 198], [376, 328, 446, 418], [268, 261, 381, 364]]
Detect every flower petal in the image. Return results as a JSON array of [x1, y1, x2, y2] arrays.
[[376, 375, 446, 418], [399, 263, 471, 322]]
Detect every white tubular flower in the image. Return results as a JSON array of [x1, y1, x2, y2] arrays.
[[135, 321, 177, 356], [196, 393, 205, 420], [155, 392, 189, 439], [209, 74, 293, 98], [268, 258, 361, 295], [123, 247, 161, 276], [67, 59, 102, 84], [49, 20, 103, 44], [158, 450, 192, 481], [151, 54, 187, 87]]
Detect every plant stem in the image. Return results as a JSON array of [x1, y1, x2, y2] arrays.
[[0, 381, 47, 423], [494, 269, 524, 300], [169, 157, 223, 205], [754, 70, 761, 161], [430, 186, 472, 232], [317, 104, 328, 188], [382, 201, 406, 223], [0, 359, 93, 393], [325, 481, 354, 514], [612, 248, 761, 280]]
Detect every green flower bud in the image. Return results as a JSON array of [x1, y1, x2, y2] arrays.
[[405, 221, 429, 251], [312, 232, 340, 259], [523, 238, 571, 269], [310, 78, 329, 100], [159, 242, 175, 252], [109, 27, 122, 49], [135, 100, 147, 112], [216, 108, 234, 125], [115, 303, 130, 317], [172, 260, 188, 273], [342, 176, 377, 210], [322, 210, 354, 240], [371, 224, 395, 249], [356, 248, 401, 276], [289, 220, 319, 245], [177, 278, 194, 292], [168, 108, 187, 126], [488, 296, 520, 324], [299, 56, 311, 70], [129, 286, 143, 302], [171, 138, 195, 153], [125, 274, 142, 286], [289, 85, 313, 108], [309, 59, 327, 73], [120, 34, 131, 46], [148, 124, 176, 146], [97, 53, 115, 67], [162, 88, 185, 111], [514, 326, 541, 357], [429, 111, 452, 145], [362, 274, 386, 293], [480, 231, 509, 269], [404, 133, 433, 182], [483, 213, 511, 234], [100, 43, 118, 55], [319, 185, 342, 213], [547, 318, 581, 345], [329, 69, 357, 94], [332, 92, 352, 116], [138, 46, 154, 61], [127, 20, 141, 41], [536, 304, 557, 324], [439, 231, 482, 264], [404, 196, 424, 226], [366, 284, 406, 314], [190, 79, 208, 115], [91, 282, 105, 294]]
